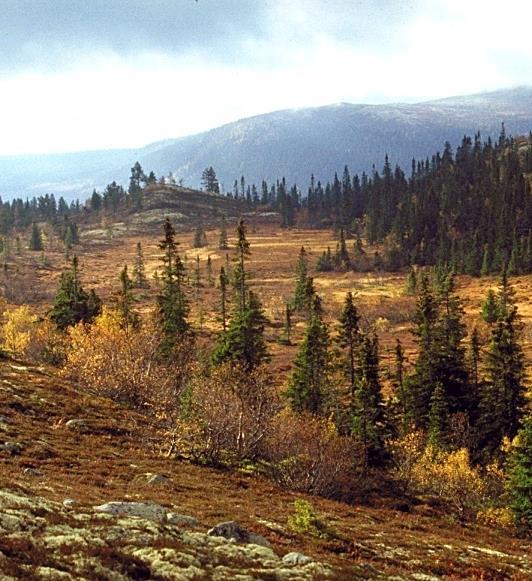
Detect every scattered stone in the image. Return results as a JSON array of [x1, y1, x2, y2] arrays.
[[63, 499, 77, 509], [282, 552, 313, 566], [23, 467, 41, 477], [94, 501, 167, 522], [65, 419, 88, 432], [208, 521, 271, 548], [146, 473, 168, 485], [166, 513, 199, 528], [0, 441, 22, 455]]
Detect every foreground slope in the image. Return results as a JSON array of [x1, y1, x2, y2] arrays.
[[0, 360, 530, 579]]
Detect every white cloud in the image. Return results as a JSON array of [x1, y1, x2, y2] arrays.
[[0, 0, 530, 155]]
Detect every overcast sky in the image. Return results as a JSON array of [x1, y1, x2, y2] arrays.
[[1, 0, 531, 155]]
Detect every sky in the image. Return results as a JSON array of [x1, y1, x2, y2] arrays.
[[1, 0, 531, 155]]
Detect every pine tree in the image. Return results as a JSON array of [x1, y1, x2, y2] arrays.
[[219, 266, 229, 332], [427, 382, 449, 448], [114, 265, 139, 332], [132, 242, 149, 289], [481, 289, 499, 324], [193, 225, 207, 248], [201, 166, 220, 194], [233, 218, 251, 311], [337, 292, 361, 398], [29, 222, 43, 251], [507, 415, 532, 535], [351, 334, 386, 466], [281, 302, 292, 345], [219, 215, 229, 250], [212, 290, 268, 371], [286, 295, 330, 415], [206, 255, 214, 287], [292, 246, 309, 312], [478, 271, 525, 451], [49, 256, 101, 330], [405, 267, 417, 295], [156, 218, 190, 358]]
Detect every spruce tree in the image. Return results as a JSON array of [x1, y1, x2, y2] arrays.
[[114, 265, 139, 332], [29, 222, 43, 251], [206, 255, 214, 287], [233, 218, 251, 311], [212, 290, 268, 371], [286, 295, 330, 415], [478, 271, 525, 451], [292, 246, 309, 312], [219, 266, 229, 332], [50, 256, 101, 330], [219, 215, 229, 250], [481, 289, 499, 324], [132, 242, 149, 289], [337, 292, 361, 398], [507, 415, 532, 535], [156, 218, 190, 358], [351, 334, 386, 466], [193, 225, 207, 248], [427, 382, 449, 448]]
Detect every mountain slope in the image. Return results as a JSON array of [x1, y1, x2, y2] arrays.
[[2, 87, 532, 201]]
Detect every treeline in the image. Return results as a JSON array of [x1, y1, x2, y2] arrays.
[[3, 219, 530, 534]]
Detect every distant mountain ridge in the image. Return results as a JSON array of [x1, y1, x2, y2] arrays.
[[1, 86, 532, 201]]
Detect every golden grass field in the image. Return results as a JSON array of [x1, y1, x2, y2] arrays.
[[9, 220, 529, 393]]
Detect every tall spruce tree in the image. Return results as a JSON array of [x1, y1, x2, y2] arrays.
[[337, 292, 361, 398], [156, 218, 190, 358], [219, 215, 229, 250], [351, 334, 386, 466], [478, 270, 525, 452], [219, 266, 229, 332], [114, 265, 139, 332], [506, 415, 532, 534], [29, 222, 43, 251], [292, 246, 309, 312], [286, 295, 330, 415], [132, 242, 149, 289]]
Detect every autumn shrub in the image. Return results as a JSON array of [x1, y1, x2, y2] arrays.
[[389, 430, 427, 493], [26, 319, 68, 365], [174, 364, 279, 465], [409, 446, 486, 520], [1, 305, 37, 358], [62, 308, 183, 411], [263, 409, 363, 500]]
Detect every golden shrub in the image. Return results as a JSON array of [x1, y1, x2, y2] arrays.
[[410, 446, 486, 520], [476, 507, 514, 530], [1, 305, 37, 357]]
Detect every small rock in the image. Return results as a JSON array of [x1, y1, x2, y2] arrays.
[[23, 467, 41, 477], [94, 501, 167, 522], [207, 521, 271, 548], [146, 473, 168, 485], [65, 419, 88, 432], [63, 499, 77, 508], [282, 552, 313, 566], [166, 513, 199, 527], [0, 441, 22, 455], [0, 415, 10, 424]]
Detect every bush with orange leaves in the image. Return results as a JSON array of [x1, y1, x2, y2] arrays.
[[63, 307, 191, 415], [174, 364, 279, 465], [263, 410, 363, 500]]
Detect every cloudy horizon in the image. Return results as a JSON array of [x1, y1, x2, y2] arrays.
[[1, 0, 531, 156]]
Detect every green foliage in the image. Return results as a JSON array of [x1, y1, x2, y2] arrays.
[[132, 242, 149, 289], [201, 166, 220, 194], [507, 416, 532, 535], [337, 292, 361, 398], [481, 289, 499, 324], [49, 256, 102, 330], [156, 218, 190, 358], [292, 246, 309, 312], [114, 265, 139, 332], [29, 222, 43, 251], [212, 291, 268, 372], [286, 295, 330, 414], [287, 500, 324, 537]]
